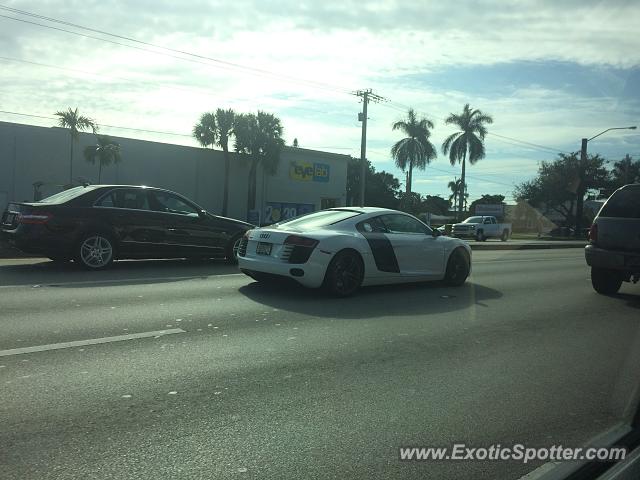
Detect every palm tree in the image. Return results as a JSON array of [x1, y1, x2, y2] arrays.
[[390, 108, 437, 194], [83, 136, 122, 183], [448, 178, 461, 214], [234, 111, 285, 216], [214, 109, 236, 217], [442, 103, 493, 220], [193, 112, 217, 149], [54, 108, 98, 185]]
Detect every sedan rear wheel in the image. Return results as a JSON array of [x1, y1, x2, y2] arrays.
[[444, 248, 470, 286], [226, 235, 244, 265], [76, 233, 114, 270], [324, 250, 364, 297]]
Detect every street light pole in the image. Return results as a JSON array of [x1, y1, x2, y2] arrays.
[[575, 126, 637, 237]]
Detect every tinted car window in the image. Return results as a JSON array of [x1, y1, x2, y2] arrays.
[[113, 189, 150, 210], [95, 192, 115, 207], [599, 187, 640, 219], [356, 216, 388, 233], [149, 191, 199, 216], [379, 214, 430, 234]]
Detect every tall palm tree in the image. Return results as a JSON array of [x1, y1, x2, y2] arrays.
[[54, 107, 98, 185], [214, 108, 236, 217], [390, 108, 437, 194], [83, 135, 122, 183], [447, 178, 469, 217], [442, 103, 493, 220], [193, 112, 217, 208], [447, 177, 461, 214], [193, 112, 217, 149], [234, 111, 284, 217]]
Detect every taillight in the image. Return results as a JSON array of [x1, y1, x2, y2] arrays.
[[18, 212, 53, 224], [284, 235, 319, 248], [588, 223, 598, 243]]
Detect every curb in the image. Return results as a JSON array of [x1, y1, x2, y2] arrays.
[[468, 242, 586, 251], [1, 242, 587, 259]]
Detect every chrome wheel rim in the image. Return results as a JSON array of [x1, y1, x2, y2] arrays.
[[232, 237, 243, 259], [80, 236, 113, 268]]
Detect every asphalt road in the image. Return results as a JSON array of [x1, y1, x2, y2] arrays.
[[1, 250, 639, 480]]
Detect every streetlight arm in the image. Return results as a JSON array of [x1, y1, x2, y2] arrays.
[[588, 126, 637, 142]]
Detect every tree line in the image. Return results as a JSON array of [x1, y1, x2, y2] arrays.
[[514, 152, 639, 229], [54, 103, 496, 222]]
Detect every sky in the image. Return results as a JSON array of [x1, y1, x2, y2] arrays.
[[1, 0, 639, 203]]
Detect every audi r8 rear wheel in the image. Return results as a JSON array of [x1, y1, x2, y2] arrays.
[[324, 250, 364, 297], [444, 248, 470, 286]]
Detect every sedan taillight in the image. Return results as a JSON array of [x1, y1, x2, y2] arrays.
[[588, 223, 598, 243], [18, 212, 53, 224]]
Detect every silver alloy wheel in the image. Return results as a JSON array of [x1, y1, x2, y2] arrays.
[[232, 236, 243, 260], [80, 235, 113, 268]]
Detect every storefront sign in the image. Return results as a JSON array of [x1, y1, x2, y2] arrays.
[[289, 161, 330, 183]]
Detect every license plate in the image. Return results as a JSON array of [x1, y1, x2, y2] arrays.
[[256, 242, 272, 255]]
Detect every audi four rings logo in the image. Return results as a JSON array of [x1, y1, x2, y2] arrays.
[[259, 233, 270, 239]]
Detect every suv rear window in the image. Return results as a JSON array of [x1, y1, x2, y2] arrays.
[[599, 187, 640, 219]]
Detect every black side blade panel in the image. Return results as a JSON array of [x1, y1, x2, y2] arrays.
[[361, 233, 400, 273]]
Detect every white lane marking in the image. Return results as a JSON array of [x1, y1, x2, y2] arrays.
[[0, 273, 246, 289], [0, 328, 185, 357]]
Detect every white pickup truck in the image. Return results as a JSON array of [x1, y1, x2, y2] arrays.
[[451, 216, 512, 242]]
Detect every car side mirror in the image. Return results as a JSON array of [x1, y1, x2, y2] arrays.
[[432, 229, 441, 237]]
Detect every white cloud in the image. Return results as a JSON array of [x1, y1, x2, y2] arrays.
[[1, 0, 639, 204]]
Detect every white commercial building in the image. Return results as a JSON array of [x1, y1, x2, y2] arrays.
[[0, 121, 349, 224]]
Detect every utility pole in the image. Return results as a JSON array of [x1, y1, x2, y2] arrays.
[[355, 89, 385, 206], [575, 137, 588, 238], [574, 126, 636, 237]]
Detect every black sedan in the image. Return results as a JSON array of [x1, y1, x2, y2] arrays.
[[0, 185, 253, 269]]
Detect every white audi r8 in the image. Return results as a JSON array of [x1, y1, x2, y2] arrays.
[[237, 207, 472, 296]]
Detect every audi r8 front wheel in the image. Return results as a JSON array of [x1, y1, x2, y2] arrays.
[[323, 250, 364, 297], [444, 248, 470, 286]]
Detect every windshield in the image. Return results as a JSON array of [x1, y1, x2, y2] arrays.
[[463, 216, 485, 223], [276, 210, 361, 229], [37, 186, 94, 204]]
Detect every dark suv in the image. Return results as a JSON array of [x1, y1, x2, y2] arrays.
[[0, 185, 253, 269], [585, 184, 640, 294]]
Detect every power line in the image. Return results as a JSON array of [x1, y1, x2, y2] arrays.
[[0, 8, 353, 96], [0, 4, 590, 160], [0, 56, 356, 124], [0, 110, 194, 137]]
